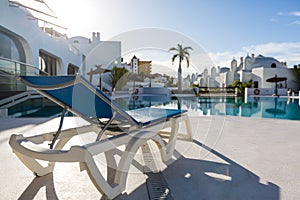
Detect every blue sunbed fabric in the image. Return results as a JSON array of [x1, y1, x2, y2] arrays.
[[19, 75, 186, 127]]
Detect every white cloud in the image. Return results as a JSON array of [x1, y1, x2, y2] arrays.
[[152, 61, 178, 77], [275, 11, 300, 26], [242, 42, 300, 63], [208, 42, 300, 69], [277, 11, 300, 16], [289, 11, 300, 17], [152, 59, 201, 77], [277, 12, 284, 16], [290, 20, 300, 25], [155, 42, 300, 76], [208, 51, 246, 68], [270, 18, 278, 23], [123, 42, 300, 77]]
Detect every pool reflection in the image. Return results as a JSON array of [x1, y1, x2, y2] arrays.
[[114, 95, 300, 120]]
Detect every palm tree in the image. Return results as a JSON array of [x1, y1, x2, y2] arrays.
[[169, 44, 193, 93], [110, 66, 129, 90]]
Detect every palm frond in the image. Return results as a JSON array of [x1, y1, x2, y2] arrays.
[[183, 46, 193, 51], [177, 44, 183, 51], [183, 50, 191, 56], [169, 47, 177, 52], [171, 54, 178, 65], [186, 57, 190, 68], [170, 44, 193, 68]]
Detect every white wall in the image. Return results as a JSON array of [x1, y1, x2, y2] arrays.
[[215, 73, 227, 87], [74, 41, 122, 85], [0, 0, 82, 75], [252, 67, 298, 90], [1, 0, 124, 87]]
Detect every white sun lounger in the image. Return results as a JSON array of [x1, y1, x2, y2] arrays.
[[9, 75, 193, 199]]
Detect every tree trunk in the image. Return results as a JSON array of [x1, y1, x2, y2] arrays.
[[178, 60, 182, 93]]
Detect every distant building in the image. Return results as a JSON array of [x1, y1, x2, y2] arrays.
[[130, 55, 152, 76], [152, 73, 167, 84], [191, 54, 299, 91], [130, 55, 139, 74], [120, 62, 132, 72], [138, 60, 152, 75]]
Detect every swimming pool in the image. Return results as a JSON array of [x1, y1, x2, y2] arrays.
[[8, 98, 65, 118], [114, 95, 300, 121], [7, 95, 300, 120]]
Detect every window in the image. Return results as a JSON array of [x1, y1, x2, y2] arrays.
[[67, 64, 79, 75], [39, 51, 57, 75], [271, 63, 276, 68], [0, 31, 26, 91], [253, 81, 259, 88]]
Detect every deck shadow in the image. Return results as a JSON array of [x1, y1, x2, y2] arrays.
[[16, 139, 280, 200], [0, 118, 53, 132], [18, 173, 59, 200], [162, 139, 280, 200]]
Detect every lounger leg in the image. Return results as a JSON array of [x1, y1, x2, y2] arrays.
[[114, 131, 166, 191], [82, 153, 121, 199], [159, 114, 193, 161], [14, 152, 55, 177], [173, 114, 193, 141], [50, 107, 67, 149], [183, 114, 193, 141], [164, 118, 180, 161], [97, 133, 119, 185], [104, 150, 118, 184], [12, 136, 72, 177]]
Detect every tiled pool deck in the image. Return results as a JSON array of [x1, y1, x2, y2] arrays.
[[1, 115, 300, 199]]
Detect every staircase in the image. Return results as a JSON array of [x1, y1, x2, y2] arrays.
[[0, 90, 42, 109]]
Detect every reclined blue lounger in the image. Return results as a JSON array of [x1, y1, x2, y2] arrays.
[[9, 75, 193, 199]]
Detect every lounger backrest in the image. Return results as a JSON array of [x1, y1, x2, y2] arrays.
[[19, 75, 139, 125]]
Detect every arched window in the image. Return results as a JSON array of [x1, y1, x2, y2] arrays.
[[39, 50, 57, 75], [271, 63, 276, 68], [0, 32, 20, 60], [0, 30, 26, 91]]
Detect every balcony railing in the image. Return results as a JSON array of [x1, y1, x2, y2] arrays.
[[0, 56, 48, 91]]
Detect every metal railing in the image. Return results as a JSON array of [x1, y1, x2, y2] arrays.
[[0, 57, 49, 109], [0, 56, 48, 91], [0, 90, 42, 109], [0, 56, 48, 75]]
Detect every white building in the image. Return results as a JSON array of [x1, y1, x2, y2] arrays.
[[128, 55, 152, 76], [69, 32, 121, 86], [0, 0, 122, 93], [120, 62, 132, 72], [0, 0, 82, 77], [195, 54, 299, 91], [130, 55, 139, 74]]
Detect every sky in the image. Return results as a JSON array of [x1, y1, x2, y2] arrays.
[[36, 0, 300, 75]]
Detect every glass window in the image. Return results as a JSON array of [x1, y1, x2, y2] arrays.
[[39, 50, 57, 75]]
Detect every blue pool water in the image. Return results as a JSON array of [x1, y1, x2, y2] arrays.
[[8, 98, 67, 118], [8, 95, 300, 120], [115, 95, 300, 120]]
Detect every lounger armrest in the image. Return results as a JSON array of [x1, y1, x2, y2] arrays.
[[9, 134, 87, 162]]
